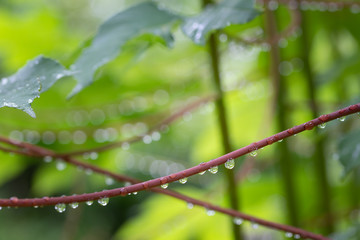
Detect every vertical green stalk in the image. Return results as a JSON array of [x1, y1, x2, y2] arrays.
[[330, 32, 359, 223], [299, 11, 334, 234], [208, 33, 242, 240], [264, 8, 299, 227], [202, 1, 241, 239]]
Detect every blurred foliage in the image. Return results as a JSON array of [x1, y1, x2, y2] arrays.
[[0, 0, 359, 240]]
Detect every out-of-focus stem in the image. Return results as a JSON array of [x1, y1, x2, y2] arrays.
[[299, 9, 334, 234], [208, 33, 242, 240], [264, 8, 299, 227], [202, 0, 242, 239]]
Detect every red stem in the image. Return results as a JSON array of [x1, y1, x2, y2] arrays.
[[0, 103, 359, 239], [0, 103, 359, 204]]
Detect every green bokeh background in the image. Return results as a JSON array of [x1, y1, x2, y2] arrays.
[[0, 0, 360, 239]]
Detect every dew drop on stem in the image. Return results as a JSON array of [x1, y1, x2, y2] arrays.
[[69, 202, 79, 209], [285, 232, 293, 238], [56, 160, 67, 171], [339, 116, 346, 122], [208, 166, 218, 174], [55, 203, 66, 213], [250, 151, 258, 157], [161, 183, 168, 189], [105, 177, 114, 185], [187, 202, 194, 209], [318, 123, 326, 129], [225, 158, 235, 169], [199, 170, 206, 175], [86, 201, 93, 206], [294, 234, 301, 239], [90, 152, 98, 160], [43, 156, 53, 163], [179, 178, 187, 184], [132, 192, 138, 195], [98, 197, 109, 206], [206, 208, 215, 216], [198, 162, 206, 175], [251, 222, 259, 229], [233, 217, 243, 225]]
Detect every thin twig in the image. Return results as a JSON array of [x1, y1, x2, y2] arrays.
[[1, 150, 328, 239], [0, 103, 358, 239], [51, 95, 217, 157], [0, 103, 358, 205]]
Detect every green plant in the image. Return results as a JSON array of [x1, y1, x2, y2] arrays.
[[0, 0, 360, 239]]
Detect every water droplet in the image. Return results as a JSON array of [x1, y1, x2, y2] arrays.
[[294, 234, 301, 239], [56, 160, 67, 171], [85, 201, 93, 206], [9, 130, 24, 141], [89, 152, 98, 160], [251, 222, 259, 229], [151, 131, 161, 141], [90, 109, 105, 125], [132, 192, 138, 195], [233, 217, 243, 225], [278, 139, 283, 142], [318, 123, 326, 129], [97, 197, 109, 206], [339, 116, 346, 122], [225, 158, 235, 169], [58, 130, 72, 144], [121, 142, 130, 150], [161, 183, 168, 189], [42, 131, 56, 145], [208, 166, 218, 174], [179, 178, 188, 184], [206, 208, 215, 216], [43, 156, 53, 163], [268, 0, 279, 10], [0, 206, 2, 210], [55, 203, 66, 213], [73, 130, 87, 144], [285, 232, 293, 238], [69, 202, 79, 209], [143, 135, 152, 144], [250, 151, 258, 157], [105, 177, 114, 185], [219, 34, 228, 42], [187, 202, 194, 209], [199, 170, 206, 175]]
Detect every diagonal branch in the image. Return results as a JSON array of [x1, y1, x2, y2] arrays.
[[0, 103, 359, 199], [0, 103, 359, 239], [0, 150, 328, 239]]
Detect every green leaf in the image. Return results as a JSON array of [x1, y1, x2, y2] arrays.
[[338, 129, 360, 176], [0, 56, 71, 117], [69, 2, 179, 97], [181, 0, 259, 45]]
